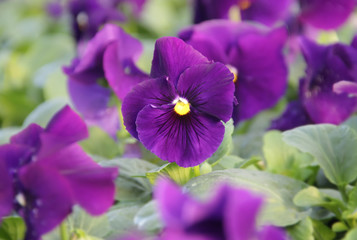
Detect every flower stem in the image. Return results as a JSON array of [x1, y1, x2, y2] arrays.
[[60, 221, 68, 240], [338, 184, 348, 203]]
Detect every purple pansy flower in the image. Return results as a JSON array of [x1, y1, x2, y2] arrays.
[[64, 23, 148, 138], [155, 179, 287, 240], [179, 20, 288, 123], [122, 37, 235, 167], [0, 106, 118, 240], [193, 0, 292, 27], [271, 38, 357, 130]]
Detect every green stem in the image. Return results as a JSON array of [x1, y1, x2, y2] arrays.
[[338, 185, 348, 204], [60, 221, 68, 240], [193, 166, 201, 177]]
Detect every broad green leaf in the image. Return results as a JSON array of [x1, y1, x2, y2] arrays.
[[332, 222, 348, 232], [0, 217, 26, 240], [101, 158, 156, 202], [343, 228, 357, 240], [133, 201, 163, 232], [80, 127, 120, 159], [146, 162, 197, 185], [207, 119, 234, 164], [263, 130, 314, 181], [283, 124, 357, 186], [312, 220, 336, 240], [107, 204, 142, 236], [287, 217, 314, 240], [185, 169, 308, 226], [213, 155, 245, 170], [293, 187, 343, 208]]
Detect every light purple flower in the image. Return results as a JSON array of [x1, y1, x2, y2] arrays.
[[122, 37, 235, 167], [0, 106, 118, 240], [64, 24, 148, 138], [179, 20, 288, 123], [155, 179, 287, 240]]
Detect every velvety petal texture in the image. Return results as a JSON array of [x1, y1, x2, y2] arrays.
[[193, 0, 292, 27], [299, 0, 355, 29], [0, 106, 118, 239], [64, 23, 147, 137], [155, 179, 287, 240], [180, 20, 288, 123], [122, 37, 235, 167]]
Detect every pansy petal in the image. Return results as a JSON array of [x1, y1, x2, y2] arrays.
[[0, 144, 33, 170], [150, 37, 208, 86], [136, 106, 225, 167], [37, 106, 88, 159], [176, 63, 234, 122], [224, 188, 263, 240], [231, 27, 288, 121], [259, 226, 287, 240], [19, 163, 73, 237], [68, 80, 120, 138], [10, 124, 43, 149], [122, 77, 176, 138], [39, 144, 118, 215], [240, 0, 292, 27], [299, 0, 355, 29], [333, 81, 357, 96], [104, 41, 148, 100], [270, 100, 313, 131], [0, 159, 13, 221]]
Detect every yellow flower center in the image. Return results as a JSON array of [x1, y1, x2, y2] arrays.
[[238, 0, 251, 10], [174, 98, 190, 116], [226, 65, 238, 83]]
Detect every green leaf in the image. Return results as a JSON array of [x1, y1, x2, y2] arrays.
[[332, 222, 348, 232], [263, 130, 314, 181], [101, 158, 156, 202], [185, 169, 308, 226], [312, 219, 336, 240], [133, 201, 163, 233], [283, 124, 357, 186], [0, 127, 20, 144], [0, 217, 26, 240], [293, 187, 343, 208], [343, 228, 357, 240], [207, 119, 234, 164], [80, 127, 120, 159], [286, 217, 314, 240], [146, 162, 197, 185]]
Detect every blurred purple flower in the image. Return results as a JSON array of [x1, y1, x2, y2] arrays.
[[193, 0, 292, 27], [64, 24, 148, 138], [122, 37, 235, 167], [155, 179, 287, 240], [271, 38, 357, 130], [0, 106, 118, 240], [46, 1, 63, 19], [179, 20, 288, 123]]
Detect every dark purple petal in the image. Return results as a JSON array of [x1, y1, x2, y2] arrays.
[[299, 0, 355, 29], [0, 159, 13, 221], [240, 0, 293, 27], [232, 27, 288, 121], [122, 78, 176, 138], [136, 106, 225, 167], [150, 37, 208, 86], [10, 124, 43, 149], [259, 226, 287, 240], [176, 63, 234, 122], [224, 188, 263, 239], [193, 0, 236, 23], [68, 80, 120, 138], [38, 144, 118, 215], [64, 23, 125, 83], [19, 163, 73, 237], [0, 144, 33, 170], [104, 41, 148, 100], [333, 81, 357, 96], [270, 100, 313, 131], [37, 106, 88, 159]]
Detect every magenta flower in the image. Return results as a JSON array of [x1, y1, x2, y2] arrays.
[[271, 38, 357, 130], [193, 0, 292, 27], [64, 24, 148, 138], [155, 179, 287, 240], [122, 37, 235, 167], [0, 106, 118, 240], [179, 20, 288, 123]]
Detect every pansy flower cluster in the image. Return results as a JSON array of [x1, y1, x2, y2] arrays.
[[2, 0, 357, 239]]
